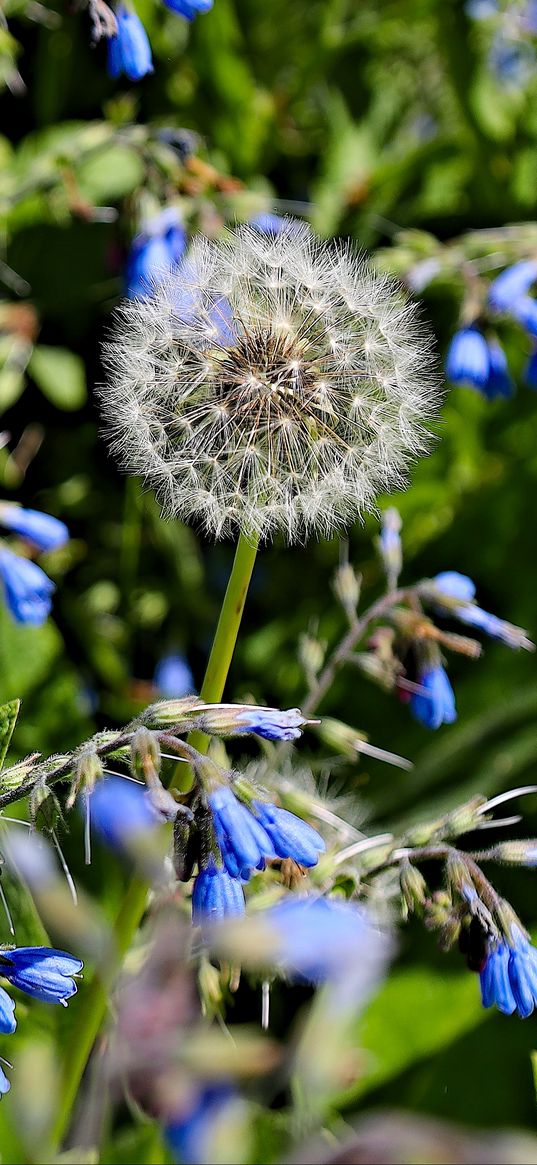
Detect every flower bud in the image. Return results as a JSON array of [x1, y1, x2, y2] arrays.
[[484, 840, 537, 867], [298, 633, 325, 679], [378, 507, 402, 587], [399, 860, 427, 916], [66, 750, 103, 810], [141, 697, 203, 729], [131, 727, 161, 787], [332, 563, 361, 615], [193, 704, 311, 743], [315, 717, 362, 760]]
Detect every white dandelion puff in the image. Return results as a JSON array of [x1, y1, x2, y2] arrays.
[[100, 222, 441, 541]]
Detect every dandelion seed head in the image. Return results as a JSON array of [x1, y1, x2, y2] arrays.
[[101, 223, 440, 541]]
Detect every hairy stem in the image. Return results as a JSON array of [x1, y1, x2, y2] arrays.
[[302, 586, 408, 717], [50, 530, 259, 1151]]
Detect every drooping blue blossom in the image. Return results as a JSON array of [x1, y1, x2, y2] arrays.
[[410, 665, 457, 730], [166, 1085, 236, 1165], [0, 1064, 10, 1095], [430, 572, 532, 650], [0, 987, 16, 1034], [483, 338, 514, 399], [252, 800, 325, 867], [126, 207, 187, 299], [107, 4, 153, 82], [0, 547, 55, 625], [192, 860, 245, 924], [0, 948, 82, 1005], [0, 506, 68, 551], [154, 652, 195, 699], [208, 786, 274, 879], [162, 0, 214, 19], [480, 929, 537, 1017], [445, 327, 490, 389], [488, 259, 537, 312], [86, 776, 159, 851]]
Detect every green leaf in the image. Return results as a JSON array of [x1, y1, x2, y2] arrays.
[[76, 143, 144, 203], [0, 698, 20, 768], [337, 965, 484, 1105], [28, 345, 87, 411]]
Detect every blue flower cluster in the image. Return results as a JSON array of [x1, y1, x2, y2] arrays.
[[107, 1, 214, 83], [0, 946, 82, 1093], [194, 785, 325, 923], [0, 504, 68, 625], [446, 260, 537, 397], [480, 929, 537, 1018]]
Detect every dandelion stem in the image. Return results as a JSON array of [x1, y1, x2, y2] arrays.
[[50, 529, 259, 1150]]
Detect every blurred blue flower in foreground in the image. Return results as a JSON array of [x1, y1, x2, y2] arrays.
[[107, 4, 153, 82], [480, 929, 537, 1017], [192, 860, 245, 924], [0, 505, 68, 551], [426, 571, 533, 650], [0, 547, 55, 625], [166, 1085, 236, 1165], [410, 664, 457, 730], [154, 652, 195, 698], [86, 775, 160, 851], [126, 207, 187, 299], [162, 0, 214, 19]]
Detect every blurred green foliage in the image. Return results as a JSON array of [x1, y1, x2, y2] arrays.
[[2, 0, 537, 1157]]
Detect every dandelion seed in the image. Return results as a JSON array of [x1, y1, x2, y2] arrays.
[[101, 223, 440, 541]]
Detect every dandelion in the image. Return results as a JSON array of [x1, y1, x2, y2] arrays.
[[101, 223, 439, 542]]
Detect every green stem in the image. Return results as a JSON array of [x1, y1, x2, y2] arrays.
[[50, 530, 259, 1151]]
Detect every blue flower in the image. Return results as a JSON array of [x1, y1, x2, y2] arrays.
[[261, 895, 388, 985], [154, 652, 195, 699], [410, 665, 457, 730], [166, 1085, 235, 1165], [249, 213, 287, 233], [0, 547, 55, 625], [511, 295, 537, 336], [126, 207, 187, 299], [252, 800, 325, 867], [162, 0, 213, 18], [0, 506, 68, 551], [483, 339, 514, 399], [445, 327, 490, 389], [86, 776, 159, 851], [107, 4, 153, 82], [0, 947, 82, 1005], [488, 259, 537, 311], [0, 1064, 10, 1095], [480, 930, 537, 1017], [0, 987, 16, 1034], [208, 786, 274, 879], [232, 706, 307, 741], [192, 860, 245, 924], [430, 572, 532, 650], [433, 571, 476, 602]]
